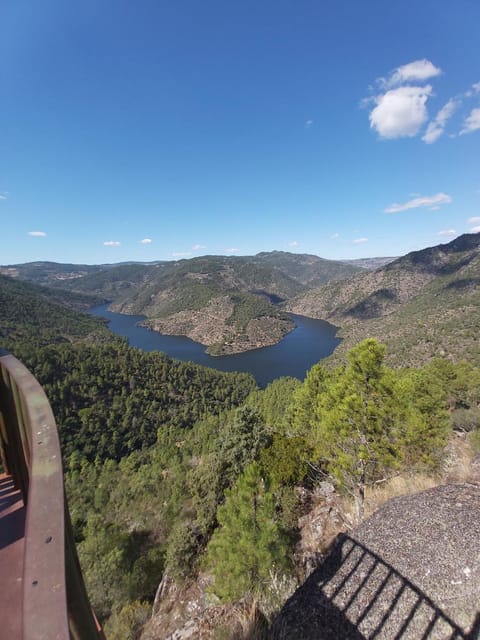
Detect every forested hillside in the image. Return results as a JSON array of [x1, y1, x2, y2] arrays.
[[62, 340, 480, 639], [2, 245, 480, 638], [31, 342, 255, 461], [3, 251, 360, 355], [0, 274, 108, 358], [287, 232, 480, 367]]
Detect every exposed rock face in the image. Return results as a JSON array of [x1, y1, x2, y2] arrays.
[[295, 483, 349, 581], [271, 484, 480, 639], [140, 573, 268, 640]]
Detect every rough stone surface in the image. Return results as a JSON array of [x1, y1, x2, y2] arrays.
[[271, 484, 480, 639], [295, 484, 349, 580]]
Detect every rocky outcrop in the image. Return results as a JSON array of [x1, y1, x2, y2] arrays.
[[140, 573, 268, 640], [145, 296, 294, 355], [272, 484, 480, 639]]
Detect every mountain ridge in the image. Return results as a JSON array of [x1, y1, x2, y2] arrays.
[[3, 236, 480, 364], [2, 252, 360, 355], [286, 232, 480, 366]]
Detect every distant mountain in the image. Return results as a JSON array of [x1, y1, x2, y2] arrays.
[[286, 233, 480, 367], [3, 252, 359, 355], [0, 261, 103, 284], [252, 251, 362, 286], [340, 256, 397, 270]]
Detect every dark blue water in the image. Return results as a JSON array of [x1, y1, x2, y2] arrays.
[[89, 304, 340, 387]]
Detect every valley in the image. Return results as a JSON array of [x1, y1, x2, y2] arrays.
[[4, 234, 480, 366], [2, 234, 480, 639]]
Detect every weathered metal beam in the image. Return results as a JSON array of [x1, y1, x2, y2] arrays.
[[0, 350, 104, 640]]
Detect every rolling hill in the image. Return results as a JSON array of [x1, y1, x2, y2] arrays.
[[286, 233, 480, 367], [2, 252, 360, 355], [0, 274, 110, 359]]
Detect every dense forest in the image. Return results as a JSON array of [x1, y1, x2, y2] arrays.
[[2, 272, 480, 638], [59, 339, 480, 639]]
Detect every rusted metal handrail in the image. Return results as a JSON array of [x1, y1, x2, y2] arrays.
[[0, 349, 104, 640]]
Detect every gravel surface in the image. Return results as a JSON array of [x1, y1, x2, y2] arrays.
[[271, 484, 480, 639]]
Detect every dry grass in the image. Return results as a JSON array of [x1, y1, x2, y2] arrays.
[[212, 601, 269, 640], [443, 431, 476, 482], [364, 474, 439, 519], [364, 433, 476, 519]]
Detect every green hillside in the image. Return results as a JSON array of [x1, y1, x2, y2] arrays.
[[3, 252, 359, 355], [252, 250, 362, 286], [287, 233, 480, 367], [0, 274, 109, 359]]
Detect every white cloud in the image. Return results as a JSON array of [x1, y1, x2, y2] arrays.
[[172, 251, 191, 257], [288, 240, 299, 247], [370, 85, 433, 139], [460, 108, 480, 135], [0, 194, 7, 200], [305, 120, 313, 128], [438, 229, 456, 237], [103, 240, 121, 246], [422, 98, 458, 143], [331, 233, 340, 239], [353, 237, 368, 244], [225, 247, 239, 254], [468, 216, 480, 224], [28, 231, 47, 237], [385, 192, 452, 214], [465, 81, 480, 97], [192, 244, 206, 250], [471, 225, 480, 233], [140, 238, 152, 244], [379, 59, 442, 89]]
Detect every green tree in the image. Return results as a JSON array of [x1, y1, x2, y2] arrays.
[[205, 462, 289, 602], [246, 376, 301, 431], [219, 406, 269, 478], [295, 339, 403, 522], [395, 365, 450, 469]]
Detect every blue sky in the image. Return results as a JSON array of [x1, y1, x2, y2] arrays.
[[1, 0, 479, 264]]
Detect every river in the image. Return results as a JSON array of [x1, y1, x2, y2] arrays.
[[89, 304, 341, 387]]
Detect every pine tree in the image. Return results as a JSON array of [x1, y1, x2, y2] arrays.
[[296, 339, 403, 522], [205, 462, 289, 602]]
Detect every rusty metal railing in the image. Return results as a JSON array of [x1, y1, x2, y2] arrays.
[[0, 349, 105, 640]]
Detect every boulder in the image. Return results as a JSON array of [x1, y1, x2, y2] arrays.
[[271, 484, 480, 639]]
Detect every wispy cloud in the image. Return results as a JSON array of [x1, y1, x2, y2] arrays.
[[465, 81, 480, 97], [225, 247, 239, 254], [103, 240, 121, 246], [0, 194, 7, 200], [28, 231, 47, 237], [468, 216, 480, 225], [385, 192, 452, 214], [305, 120, 313, 128], [438, 229, 456, 237], [460, 108, 480, 135], [422, 99, 458, 143], [471, 225, 480, 233], [288, 240, 299, 247], [378, 59, 442, 89], [353, 237, 368, 244], [172, 251, 191, 258], [331, 233, 340, 239], [192, 244, 206, 250], [140, 238, 152, 244]]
